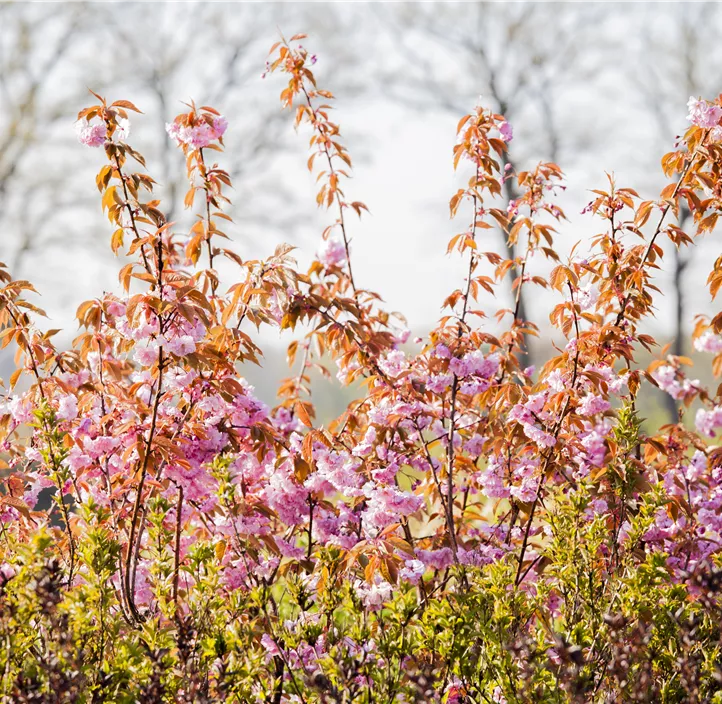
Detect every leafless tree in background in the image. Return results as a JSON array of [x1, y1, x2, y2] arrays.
[[3, 1, 721, 412], [0, 2, 331, 278], [634, 2, 722, 420], [96, 3, 298, 228], [0, 2, 85, 272], [375, 1, 604, 367]]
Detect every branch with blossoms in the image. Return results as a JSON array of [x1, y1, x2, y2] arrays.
[[2, 35, 722, 703]]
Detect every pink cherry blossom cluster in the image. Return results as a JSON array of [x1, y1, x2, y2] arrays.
[[166, 115, 228, 149], [687, 96, 722, 129], [76, 116, 130, 147], [317, 236, 347, 268]]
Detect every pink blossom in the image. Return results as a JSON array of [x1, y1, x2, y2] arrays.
[[85, 435, 120, 458], [5, 395, 33, 424], [114, 117, 130, 142], [687, 97, 722, 128], [394, 327, 411, 344], [24, 476, 54, 508], [584, 363, 628, 394], [696, 406, 722, 437], [186, 122, 215, 148], [464, 434, 486, 455], [161, 334, 196, 357], [212, 116, 228, 139], [590, 498, 608, 515], [493, 686, 508, 704], [260, 633, 282, 658], [362, 483, 422, 534], [499, 121, 513, 143], [399, 559, 425, 584], [75, 118, 106, 147], [617, 520, 631, 544], [63, 447, 93, 473], [378, 349, 407, 378], [576, 283, 599, 311], [524, 424, 556, 448], [426, 373, 453, 394], [355, 576, 392, 612], [134, 342, 160, 367], [318, 237, 347, 268], [546, 369, 567, 392], [25, 447, 41, 463], [415, 547, 454, 571], [578, 393, 610, 417], [56, 394, 78, 421], [694, 330, 722, 354], [0, 563, 16, 583], [276, 537, 305, 560], [479, 456, 511, 499], [652, 364, 698, 400], [166, 115, 228, 149]]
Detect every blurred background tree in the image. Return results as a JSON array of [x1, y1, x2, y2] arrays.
[[1, 0, 720, 422]]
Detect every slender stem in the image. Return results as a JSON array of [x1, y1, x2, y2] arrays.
[[124, 348, 164, 621], [198, 147, 218, 297], [299, 83, 359, 304], [614, 136, 706, 328], [514, 283, 582, 586], [444, 165, 482, 557], [173, 485, 184, 617], [306, 496, 315, 560], [112, 152, 153, 276]]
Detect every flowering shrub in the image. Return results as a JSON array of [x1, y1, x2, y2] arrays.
[[2, 34, 722, 703]]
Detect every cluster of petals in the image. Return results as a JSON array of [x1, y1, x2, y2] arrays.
[[696, 405, 722, 437], [508, 392, 556, 448], [318, 236, 347, 268], [76, 116, 130, 147], [694, 329, 722, 354], [652, 364, 699, 400], [646, 451, 722, 574], [166, 115, 228, 149], [687, 96, 722, 129]]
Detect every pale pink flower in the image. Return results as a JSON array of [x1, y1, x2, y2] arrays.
[[260, 633, 281, 658], [186, 122, 215, 148], [492, 686, 508, 704], [696, 405, 722, 437], [378, 349, 408, 378], [694, 330, 722, 354], [56, 394, 78, 421], [166, 115, 228, 150], [578, 393, 610, 417], [75, 118, 106, 147], [212, 116, 228, 139], [687, 97, 722, 128], [499, 121, 513, 143], [399, 559, 425, 584], [318, 237, 347, 268], [576, 283, 599, 311], [415, 547, 454, 571], [115, 117, 130, 142], [6, 396, 33, 424], [0, 563, 16, 583]]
